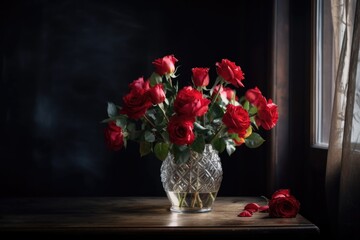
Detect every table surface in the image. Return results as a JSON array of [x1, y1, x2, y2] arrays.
[[0, 196, 320, 239]]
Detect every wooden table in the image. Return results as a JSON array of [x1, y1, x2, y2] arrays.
[[0, 197, 319, 239]]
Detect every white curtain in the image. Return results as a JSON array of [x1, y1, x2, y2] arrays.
[[326, 0, 360, 238]]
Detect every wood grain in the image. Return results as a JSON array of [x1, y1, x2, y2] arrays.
[[0, 197, 319, 238]]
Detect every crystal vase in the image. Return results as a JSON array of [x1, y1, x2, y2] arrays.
[[160, 144, 223, 213]]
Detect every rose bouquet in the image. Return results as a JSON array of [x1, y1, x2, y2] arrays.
[[103, 54, 278, 164]]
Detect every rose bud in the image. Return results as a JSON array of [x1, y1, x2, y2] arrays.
[[148, 84, 166, 104], [192, 67, 210, 87], [245, 87, 264, 107], [152, 54, 178, 76]]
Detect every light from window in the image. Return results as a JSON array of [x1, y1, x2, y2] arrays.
[[313, 0, 335, 148]]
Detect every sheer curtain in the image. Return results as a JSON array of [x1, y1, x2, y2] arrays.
[[326, 0, 360, 237]]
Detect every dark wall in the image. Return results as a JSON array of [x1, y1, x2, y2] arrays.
[[0, 0, 272, 197]]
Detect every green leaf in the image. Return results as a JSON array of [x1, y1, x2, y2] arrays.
[[128, 130, 142, 141], [147, 109, 157, 121], [212, 102, 225, 119], [115, 117, 127, 129], [101, 114, 128, 124], [154, 107, 165, 125], [212, 138, 226, 153], [191, 135, 205, 153], [107, 102, 118, 118], [101, 117, 115, 123], [154, 142, 169, 161], [149, 72, 162, 86], [127, 122, 136, 132], [245, 133, 265, 148], [173, 145, 190, 164], [164, 81, 173, 92], [140, 141, 152, 157], [155, 116, 166, 127], [243, 100, 250, 111], [194, 122, 210, 134], [249, 106, 258, 116], [161, 131, 169, 142], [144, 131, 155, 142], [250, 116, 259, 129], [225, 139, 236, 156]]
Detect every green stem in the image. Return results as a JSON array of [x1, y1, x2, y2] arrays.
[[158, 103, 169, 123], [205, 192, 215, 205], [210, 125, 226, 144], [179, 192, 188, 208], [197, 192, 203, 208], [207, 80, 224, 116], [143, 114, 166, 141], [168, 76, 173, 88], [209, 192, 215, 201], [143, 114, 156, 128]]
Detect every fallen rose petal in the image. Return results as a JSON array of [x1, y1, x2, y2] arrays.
[[238, 210, 253, 217], [259, 205, 269, 212], [244, 203, 260, 212], [246, 208, 257, 213]]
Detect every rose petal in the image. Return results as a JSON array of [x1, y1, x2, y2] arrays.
[[238, 210, 253, 217], [259, 205, 269, 212], [271, 189, 291, 199], [244, 203, 260, 212]]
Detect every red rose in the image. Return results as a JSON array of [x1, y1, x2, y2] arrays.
[[148, 84, 166, 104], [120, 77, 153, 119], [256, 99, 278, 130], [104, 121, 124, 151], [245, 87, 265, 107], [212, 85, 237, 102], [129, 77, 150, 93], [238, 189, 299, 218], [215, 59, 245, 88], [152, 54, 178, 76], [222, 104, 250, 137], [167, 115, 195, 145], [192, 67, 210, 87], [120, 90, 152, 119], [244, 86, 278, 130], [269, 195, 300, 218], [174, 86, 211, 118]]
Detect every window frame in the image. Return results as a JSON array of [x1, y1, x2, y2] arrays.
[[311, 0, 335, 149]]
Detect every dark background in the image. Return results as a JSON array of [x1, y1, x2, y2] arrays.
[[0, 0, 273, 197], [2, 0, 336, 238]]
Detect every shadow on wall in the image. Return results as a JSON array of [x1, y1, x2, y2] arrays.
[[0, 0, 272, 197]]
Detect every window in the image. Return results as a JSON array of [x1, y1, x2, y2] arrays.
[[312, 0, 336, 148]]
